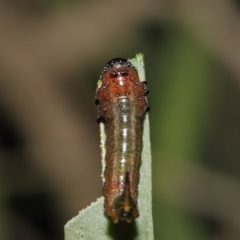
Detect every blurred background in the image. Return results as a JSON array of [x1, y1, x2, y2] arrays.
[[1, 0, 240, 239]]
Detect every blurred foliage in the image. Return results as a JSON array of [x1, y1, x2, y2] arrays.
[[150, 27, 218, 239], [1, 1, 240, 240], [6, 0, 91, 15]]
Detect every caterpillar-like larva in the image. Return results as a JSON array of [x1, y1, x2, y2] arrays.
[[95, 58, 149, 223]]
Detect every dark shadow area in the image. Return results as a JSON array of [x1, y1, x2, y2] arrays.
[[0, 110, 24, 150], [8, 192, 64, 240], [108, 220, 138, 240]]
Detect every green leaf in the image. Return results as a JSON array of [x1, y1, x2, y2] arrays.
[[65, 54, 154, 240]]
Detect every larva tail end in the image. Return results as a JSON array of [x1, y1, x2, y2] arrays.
[[111, 172, 139, 223]]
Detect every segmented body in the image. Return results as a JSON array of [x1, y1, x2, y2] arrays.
[[95, 58, 149, 223]]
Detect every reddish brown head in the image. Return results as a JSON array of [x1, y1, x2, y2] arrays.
[[96, 58, 148, 120]]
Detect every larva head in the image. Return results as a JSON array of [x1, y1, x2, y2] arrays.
[[100, 58, 137, 79], [96, 57, 149, 119], [103, 58, 139, 89], [97, 58, 145, 100]]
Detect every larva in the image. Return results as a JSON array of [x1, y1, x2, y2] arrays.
[[95, 58, 149, 223]]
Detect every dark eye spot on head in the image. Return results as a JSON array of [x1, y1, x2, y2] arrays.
[[109, 70, 118, 78], [120, 69, 129, 76]]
